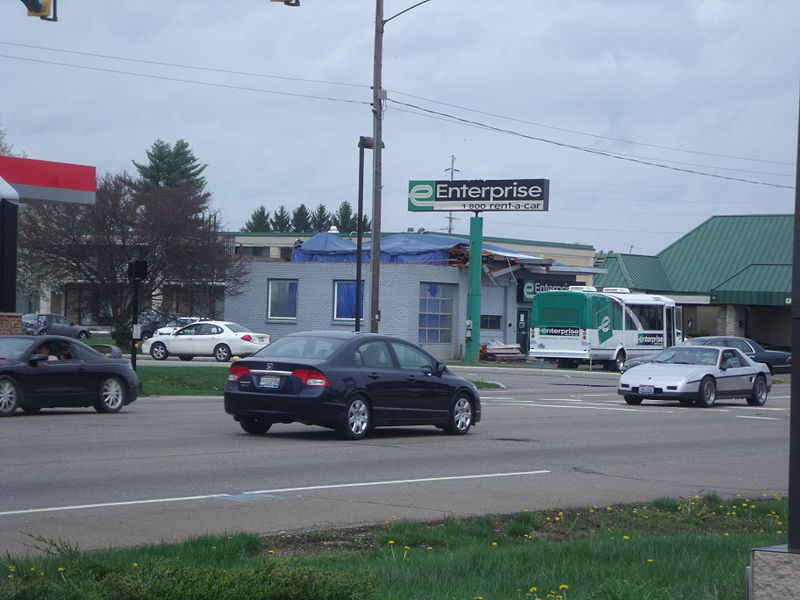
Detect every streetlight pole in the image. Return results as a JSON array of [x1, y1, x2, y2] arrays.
[[355, 136, 375, 333]]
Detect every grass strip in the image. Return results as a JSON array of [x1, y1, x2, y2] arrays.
[[2, 494, 787, 600], [136, 366, 228, 396]]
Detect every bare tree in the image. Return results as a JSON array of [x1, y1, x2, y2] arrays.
[[19, 173, 248, 343]]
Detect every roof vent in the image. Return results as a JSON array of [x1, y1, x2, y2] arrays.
[[602, 287, 631, 293], [568, 286, 597, 292]]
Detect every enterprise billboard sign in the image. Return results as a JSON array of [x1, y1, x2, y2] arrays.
[[408, 179, 549, 212]]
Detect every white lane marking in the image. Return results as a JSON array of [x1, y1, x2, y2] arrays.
[[0, 470, 551, 517], [492, 401, 670, 413], [736, 415, 781, 421]]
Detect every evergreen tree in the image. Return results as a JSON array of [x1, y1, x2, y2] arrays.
[[291, 204, 312, 233], [132, 139, 208, 192], [331, 201, 359, 233], [270, 205, 292, 232], [0, 124, 14, 156], [242, 206, 271, 232], [310, 203, 331, 232]]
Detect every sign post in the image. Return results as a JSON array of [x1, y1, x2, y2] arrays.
[[408, 178, 550, 364]]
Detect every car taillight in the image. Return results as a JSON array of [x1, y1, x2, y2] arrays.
[[292, 369, 329, 387], [228, 364, 252, 382], [240, 334, 253, 342]]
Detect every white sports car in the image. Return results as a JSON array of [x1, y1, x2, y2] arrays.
[[142, 321, 270, 362], [617, 345, 771, 408]]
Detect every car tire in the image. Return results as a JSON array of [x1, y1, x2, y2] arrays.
[[77, 331, 89, 339], [623, 395, 642, 405], [0, 376, 20, 417], [239, 417, 272, 434], [747, 375, 768, 406], [339, 396, 370, 440], [214, 344, 232, 362], [444, 394, 474, 435], [696, 376, 717, 408], [39, 329, 47, 335], [94, 377, 126, 413], [150, 342, 168, 361], [178, 355, 194, 361], [613, 351, 626, 372]]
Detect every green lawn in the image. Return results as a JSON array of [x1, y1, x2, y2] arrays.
[[2, 494, 786, 600]]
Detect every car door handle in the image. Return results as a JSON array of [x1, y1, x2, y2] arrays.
[[368, 372, 380, 380]]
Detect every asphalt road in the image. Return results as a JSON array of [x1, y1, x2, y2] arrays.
[[1, 366, 790, 556]]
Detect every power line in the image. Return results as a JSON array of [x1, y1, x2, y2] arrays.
[[0, 54, 369, 106], [388, 100, 795, 190], [1, 40, 791, 169], [388, 89, 795, 167], [0, 40, 368, 90]]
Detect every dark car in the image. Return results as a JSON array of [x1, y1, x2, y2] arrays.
[[224, 330, 481, 439], [682, 336, 791, 374], [21, 313, 91, 339], [0, 335, 140, 416]]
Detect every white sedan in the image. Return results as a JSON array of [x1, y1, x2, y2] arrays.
[[617, 345, 771, 408], [142, 321, 270, 362]]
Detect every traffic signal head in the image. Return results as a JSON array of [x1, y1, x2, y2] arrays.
[[21, 0, 52, 17]]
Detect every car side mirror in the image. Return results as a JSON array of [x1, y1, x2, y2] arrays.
[[435, 361, 446, 375]]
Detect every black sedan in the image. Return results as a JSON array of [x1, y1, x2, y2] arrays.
[[224, 331, 481, 439], [0, 336, 140, 416], [682, 336, 791, 375]]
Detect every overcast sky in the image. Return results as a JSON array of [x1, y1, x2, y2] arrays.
[[1, 0, 797, 255]]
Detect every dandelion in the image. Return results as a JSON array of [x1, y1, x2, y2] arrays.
[[491, 541, 499, 547], [647, 558, 654, 564], [57, 567, 65, 572], [623, 535, 630, 540], [132, 562, 139, 568], [559, 584, 569, 590]]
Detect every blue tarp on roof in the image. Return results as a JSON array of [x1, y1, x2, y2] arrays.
[[365, 233, 468, 264], [290, 232, 367, 263], [290, 232, 552, 265]]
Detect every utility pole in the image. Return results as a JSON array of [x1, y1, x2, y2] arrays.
[[444, 154, 459, 234], [369, 0, 385, 333]]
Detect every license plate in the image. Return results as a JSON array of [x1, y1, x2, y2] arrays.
[[259, 376, 280, 389], [639, 384, 654, 395]]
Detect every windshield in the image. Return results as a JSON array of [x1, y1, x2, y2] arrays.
[[651, 346, 719, 366], [255, 336, 345, 360], [0, 338, 33, 361]]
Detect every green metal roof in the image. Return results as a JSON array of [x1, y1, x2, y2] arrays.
[[658, 215, 793, 293], [594, 215, 793, 306], [711, 264, 792, 306], [595, 254, 672, 291]]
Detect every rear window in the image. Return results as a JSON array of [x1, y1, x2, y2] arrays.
[[256, 336, 344, 360], [224, 323, 249, 333]]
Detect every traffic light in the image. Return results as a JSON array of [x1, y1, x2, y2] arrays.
[[20, 0, 52, 18]]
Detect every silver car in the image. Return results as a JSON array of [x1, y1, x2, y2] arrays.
[[21, 313, 91, 339], [617, 345, 771, 408]]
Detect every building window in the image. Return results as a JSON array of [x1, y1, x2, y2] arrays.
[[480, 315, 502, 330], [333, 281, 363, 321], [419, 282, 454, 343], [267, 279, 298, 320]]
